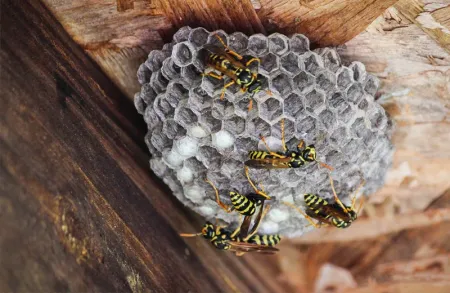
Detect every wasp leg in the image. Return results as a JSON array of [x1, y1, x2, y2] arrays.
[[280, 118, 287, 152], [318, 161, 334, 171], [220, 80, 235, 100], [245, 57, 261, 67], [247, 99, 253, 112], [297, 139, 305, 150], [328, 174, 348, 213], [259, 135, 285, 158], [282, 201, 320, 228], [213, 33, 243, 60], [244, 166, 271, 199], [203, 71, 224, 80], [351, 179, 366, 211], [179, 232, 202, 237], [230, 215, 243, 239], [205, 178, 233, 213], [244, 204, 270, 240]]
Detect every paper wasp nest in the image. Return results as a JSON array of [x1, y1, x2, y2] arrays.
[[135, 26, 394, 237]]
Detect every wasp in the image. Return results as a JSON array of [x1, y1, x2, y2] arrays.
[[245, 119, 333, 170], [283, 174, 365, 228], [205, 166, 271, 217], [202, 33, 271, 111]]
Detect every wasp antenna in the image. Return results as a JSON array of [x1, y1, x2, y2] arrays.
[[282, 201, 319, 228], [319, 161, 334, 171], [179, 232, 202, 237], [328, 174, 347, 213]]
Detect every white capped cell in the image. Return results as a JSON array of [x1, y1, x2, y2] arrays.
[[184, 184, 205, 203], [189, 125, 208, 138], [267, 208, 289, 223], [211, 130, 235, 149], [174, 136, 198, 157], [163, 149, 185, 168], [177, 167, 194, 184]]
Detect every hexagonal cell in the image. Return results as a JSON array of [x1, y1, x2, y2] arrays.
[[350, 117, 367, 138], [188, 87, 213, 112], [358, 95, 370, 111], [349, 61, 367, 82], [363, 130, 378, 148], [197, 145, 222, 169], [328, 92, 348, 112], [283, 93, 303, 117], [151, 126, 173, 152], [318, 109, 337, 130], [154, 94, 175, 119], [363, 75, 380, 96], [368, 106, 387, 131], [295, 115, 317, 136], [212, 130, 235, 151], [173, 26, 191, 43], [247, 117, 271, 139], [150, 70, 169, 94], [188, 27, 210, 48], [206, 30, 228, 47], [316, 70, 337, 93], [293, 71, 315, 94], [347, 83, 364, 104], [319, 48, 341, 72], [235, 136, 258, 154], [303, 52, 323, 76], [248, 34, 269, 56], [162, 42, 175, 55], [199, 109, 222, 133], [228, 32, 249, 54], [325, 149, 345, 169], [234, 98, 254, 118], [280, 52, 302, 76], [270, 73, 293, 96], [140, 83, 157, 105], [150, 157, 168, 178], [163, 149, 185, 168], [271, 118, 295, 142], [268, 33, 290, 56], [289, 34, 310, 54], [343, 139, 362, 162], [212, 99, 235, 120], [259, 97, 283, 123], [172, 42, 195, 67], [336, 67, 353, 90], [220, 159, 242, 179], [137, 63, 151, 85], [134, 92, 145, 115], [223, 116, 246, 136], [330, 126, 351, 147], [184, 157, 207, 174], [161, 57, 181, 80], [163, 119, 187, 140], [259, 53, 279, 75], [174, 105, 198, 128], [144, 107, 161, 129], [181, 64, 202, 87], [145, 50, 167, 72], [304, 89, 326, 113], [337, 103, 356, 124], [173, 136, 199, 157], [166, 82, 188, 107], [200, 74, 224, 96]]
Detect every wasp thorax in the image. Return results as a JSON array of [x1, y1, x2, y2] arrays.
[[202, 222, 216, 239]]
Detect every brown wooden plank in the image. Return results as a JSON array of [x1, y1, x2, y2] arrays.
[[0, 1, 289, 292], [257, 0, 399, 46]]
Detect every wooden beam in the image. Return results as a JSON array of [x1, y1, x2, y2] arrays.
[[257, 0, 400, 46]]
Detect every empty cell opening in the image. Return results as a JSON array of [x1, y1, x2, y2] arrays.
[[150, 70, 169, 94], [220, 159, 242, 178], [189, 87, 212, 112], [329, 92, 347, 111], [351, 117, 366, 138], [304, 89, 325, 111], [212, 99, 235, 120], [223, 116, 246, 135], [350, 62, 366, 82], [319, 109, 337, 130], [173, 26, 191, 42], [172, 42, 194, 66], [197, 146, 221, 169], [146, 50, 167, 72], [296, 116, 317, 135], [144, 107, 161, 128], [228, 32, 249, 53], [155, 95, 175, 118], [259, 97, 283, 122], [248, 117, 271, 138], [269, 34, 289, 55], [140, 83, 157, 105], [325, 149, 345, 169], [337, 68, 353, 89], [364, 75, 379, 96], [260, 53, 279, 74], [272, 118, 295, 142], [176, 107, 198, 126], [201, 74, 224, 95], [166, 83, 188, 107], [188, 27, 210, 48], [248, 34, 268, 56], [283, 93, 303, 117], [163, 119, 187, 139], [293, 71, 315, 93], [304, 54, 322, 75], [322, 50, 340, 72], [184, 157, 207, 174], [358, 97, 369, 111], [280, 53, 301, 76], [290, 34, 310, 54], [137, 63, 151, 85], [330, 127, 349, 147], [235, 136, 258, 153], [316, 71, 337, 93], [161, 58, 181, 80], [151, 127, 173, 152], [199, 109, 222, 133], [271, 73, 292, 96], [369, 110, 386, 130], [338, 104, 355, 123], [347, 83, 364, 104], [181, 64, 202, 85]]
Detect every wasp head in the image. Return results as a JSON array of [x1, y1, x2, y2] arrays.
[[201, 222, 216, 239], [237, 69, 253, 84], [302, 145, 317, 162], [346, 208, 358, 221]]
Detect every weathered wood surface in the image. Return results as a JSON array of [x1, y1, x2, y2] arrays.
[[41, 0, 395, 100], [0, 1, 287, 292]]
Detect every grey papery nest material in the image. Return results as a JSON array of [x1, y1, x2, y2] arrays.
[[134, 26, 394, 237]]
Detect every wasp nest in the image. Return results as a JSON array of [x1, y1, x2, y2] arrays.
[[135, 26, 394, 237]]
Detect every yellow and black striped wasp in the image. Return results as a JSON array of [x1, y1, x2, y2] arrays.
[[245, 119, 333, 170], [283, 174, 365, 229], [205, 166, 271, 217], [202, 33, 271, 111]]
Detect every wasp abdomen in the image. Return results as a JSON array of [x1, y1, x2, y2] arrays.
[[246, 234, 281, 246], [230, 191, 256, 216]]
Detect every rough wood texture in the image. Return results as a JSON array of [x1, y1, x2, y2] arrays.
[[41, 0, 394, 100], [0, 1, 288, 292]]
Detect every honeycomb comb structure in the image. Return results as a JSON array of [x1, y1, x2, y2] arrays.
[[135, 27, 394, 237]]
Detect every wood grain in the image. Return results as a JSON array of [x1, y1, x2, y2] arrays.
[[257, 0, 399, 46], [0, 1, 289, 292]]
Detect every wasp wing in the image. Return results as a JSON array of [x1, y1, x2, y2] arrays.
[[228, 241, 279, 254], [244, 157, 292, 169]]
